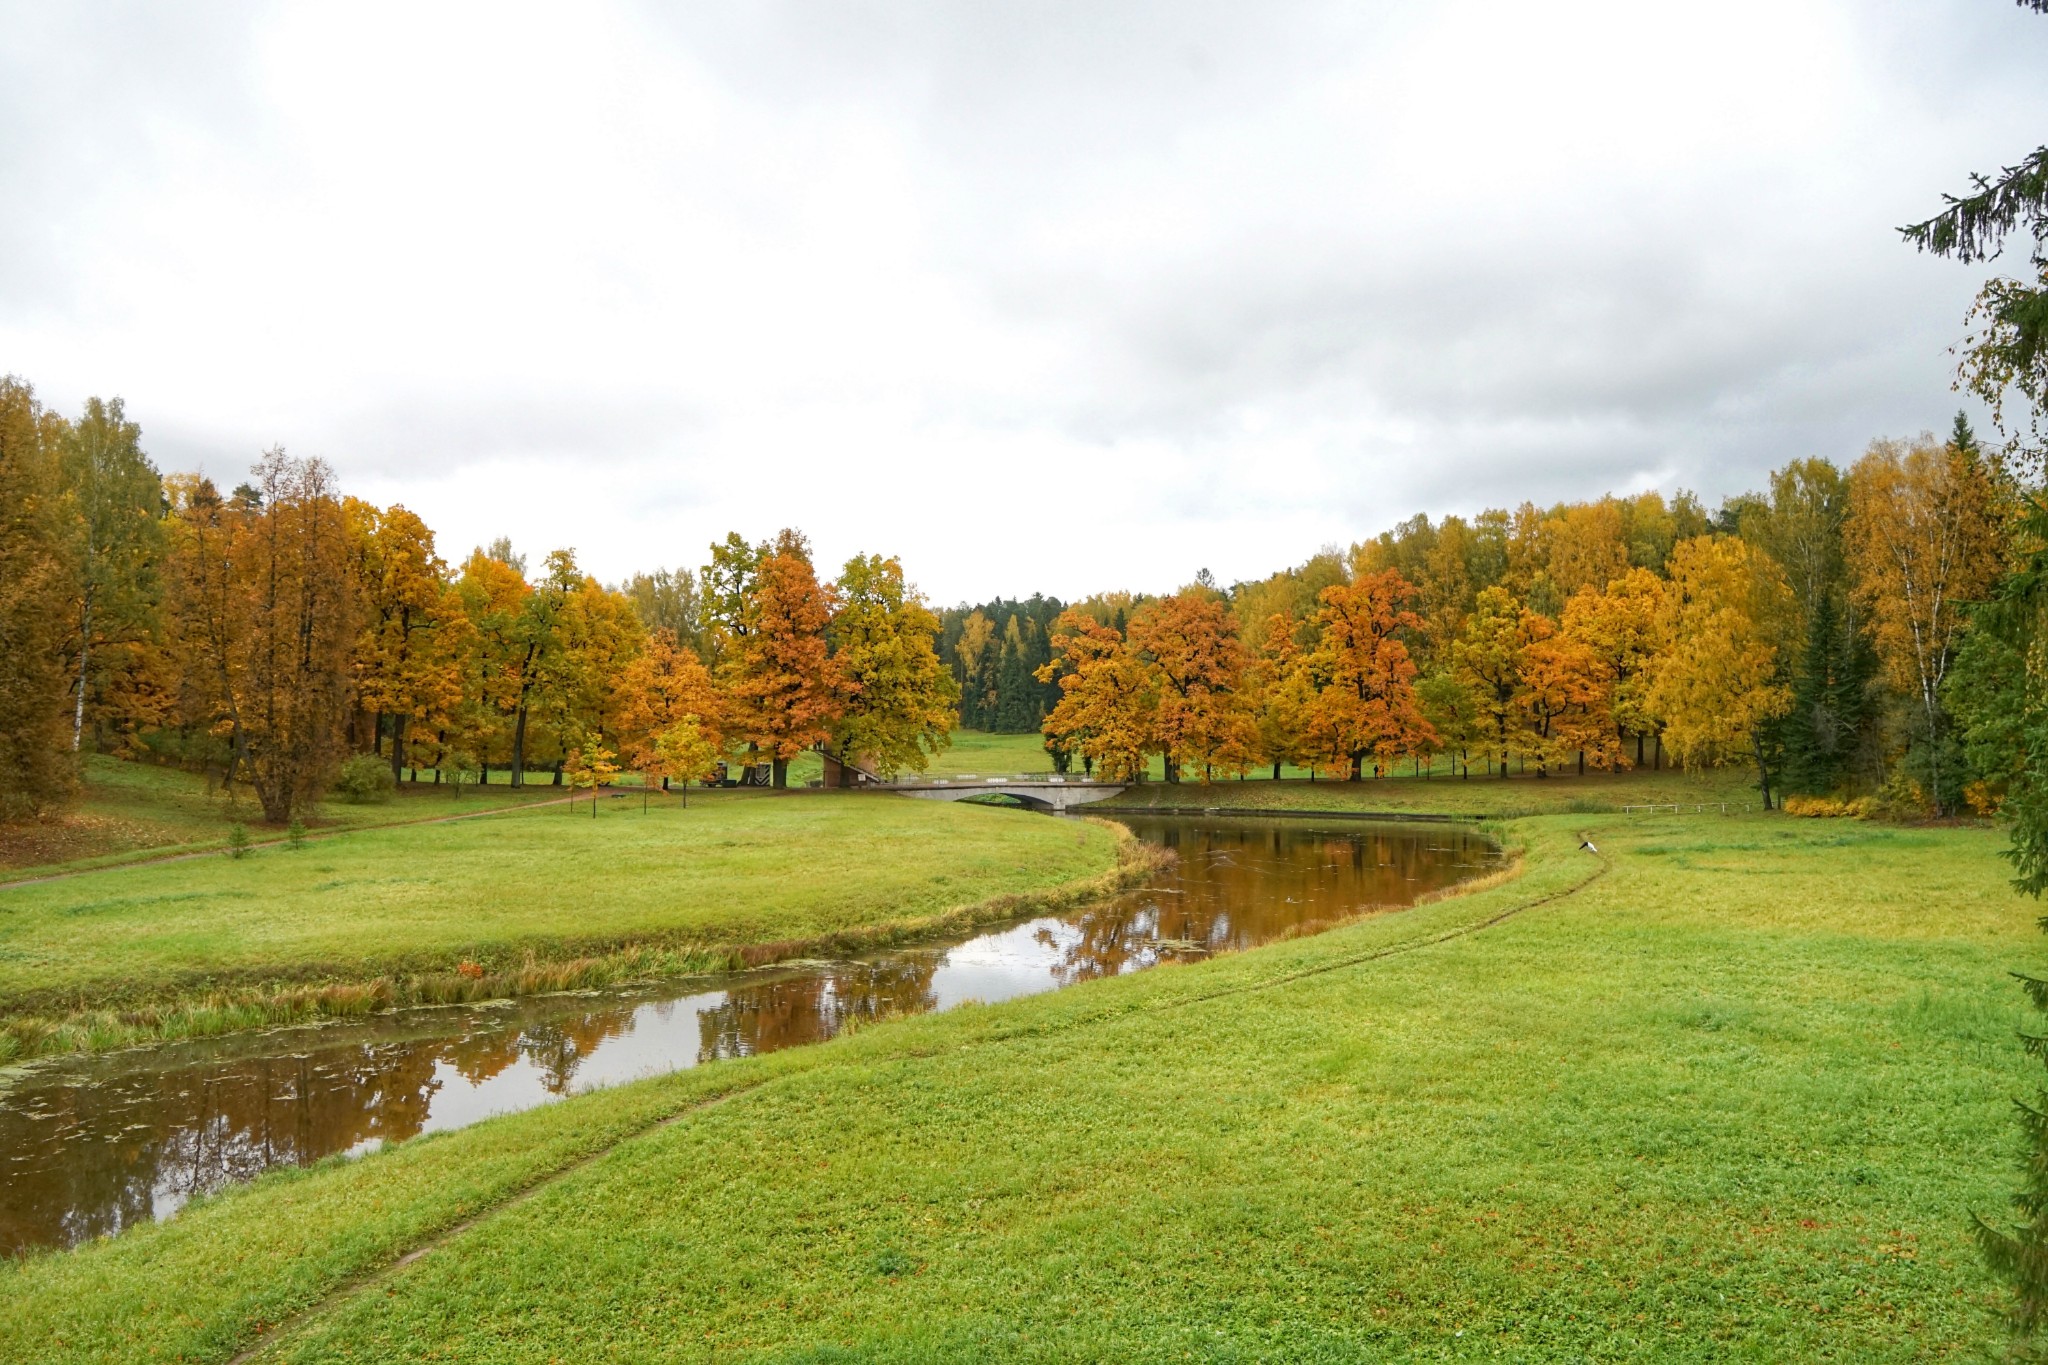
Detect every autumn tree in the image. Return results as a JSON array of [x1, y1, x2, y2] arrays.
[[549, 570, 646, 769], [1561, 568, 1665, 766], [348, 502, 470, 784], [1039, 611, 1154, 781], [1302, 570, 1436, 780], [1646, 536, 1794, 808], [1452, 586, 1543, 777], [0, 377, 77, 816], [1127, 588, 1253, 782], [168, 449, 360, 823], [1846, 433, 2005, 812], [829, 553, 957, 779], [724, 530, 841, 788], [615, 631, 722, 784], [1518, 629, 1617, 776], [654, 717, 722, 804], [58, 396, 166, 755], [1247, 613, 1314, 779], [454, 549, 536, 783]]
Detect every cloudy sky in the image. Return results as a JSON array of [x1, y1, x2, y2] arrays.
[[3, 1, 2045, 603]]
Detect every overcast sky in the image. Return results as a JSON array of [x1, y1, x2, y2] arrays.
[[4, 1, 2045, 604]]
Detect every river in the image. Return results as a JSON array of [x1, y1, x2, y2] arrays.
[[0, 813, 1497, 1256]]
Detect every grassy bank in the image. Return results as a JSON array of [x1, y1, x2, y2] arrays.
[[1097, 762, 1764, 817], [0, 794, 1130, 1062], [1, 799, 2033, 1361], [0, 757, 572, 877]]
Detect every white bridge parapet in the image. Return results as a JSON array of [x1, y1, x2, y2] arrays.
[[877, 776, 1128, 814]]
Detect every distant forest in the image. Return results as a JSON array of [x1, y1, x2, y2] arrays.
[[936, 598, 1066, 734]]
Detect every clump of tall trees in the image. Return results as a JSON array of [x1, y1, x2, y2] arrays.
[[1035, 442, 2014, 815], [0, 375, 958, 820]]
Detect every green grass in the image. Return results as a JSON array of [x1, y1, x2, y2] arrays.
[[0, 756, 568, 877], [1098, 762, 1765, 817], [920, 730, 1740, 799], [0, 791, 1125, 1058], [1, 804, 2034, 1361]]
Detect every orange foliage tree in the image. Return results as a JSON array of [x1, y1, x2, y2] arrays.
[[614, 630, 722, 787], [724, 530, 841, 788], [1303, 570, 1437, 780], [1039, 610, 1154, 781], [1127, 589, 1253, 782]]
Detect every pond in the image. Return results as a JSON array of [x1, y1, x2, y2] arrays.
[[0, 814, 1498, 1256]]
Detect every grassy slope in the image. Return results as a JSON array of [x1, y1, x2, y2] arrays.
[[0, 757, 566, 876], [2, 803, 2032, 1362], [0, 792, 1119, 1017]]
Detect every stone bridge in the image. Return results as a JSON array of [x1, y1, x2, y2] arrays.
[[877, 776, 1129, 814]]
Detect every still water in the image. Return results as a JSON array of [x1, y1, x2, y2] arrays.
[[0, 815, 1496, 1255]]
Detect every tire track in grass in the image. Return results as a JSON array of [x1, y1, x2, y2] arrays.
[[224, 1079, 769, 1365], [221, 826, 1611, 1363]]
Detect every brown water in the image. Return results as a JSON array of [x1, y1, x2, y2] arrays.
[[0, 815, 1496, 1255]]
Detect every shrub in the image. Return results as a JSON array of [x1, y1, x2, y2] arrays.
[[333, 753, 397, 804], [286, 819, 308, 848], [225, 823, 251, 858], [1782, 794, 1876, 819]]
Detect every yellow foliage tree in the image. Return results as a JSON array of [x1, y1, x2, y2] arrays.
[[1646, 536, 1795, 807], [653, 718, 721, 806], [1845, 433, 2005, 813]]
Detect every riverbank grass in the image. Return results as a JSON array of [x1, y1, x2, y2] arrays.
[[0, 793, 1126, 1061], [1, 809, 2032, 1362]]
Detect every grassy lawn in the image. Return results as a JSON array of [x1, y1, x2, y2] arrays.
[[1097, 763, 1766, 817], [1, 798, 2033, 1361], [0, 757, 568, 877], [0, 792, 1124, 1059]]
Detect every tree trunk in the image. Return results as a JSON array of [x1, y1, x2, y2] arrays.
[[511, 704, 529, 787], [1752, 733, 1776, 811], [1577, 750, 1584, 777], [1272, 762, 1281, 780], [772, 756, 788, 788], [71, 619, 89, 753], [389, 713, 409, 786]]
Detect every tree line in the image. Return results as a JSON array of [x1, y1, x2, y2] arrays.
[[0, 367, 2031, 822], [0, 375, 958, 822], [1033, 419, 2014, 815]]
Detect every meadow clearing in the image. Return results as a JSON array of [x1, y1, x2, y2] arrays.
[[0, 771, 1129, 1062], [0, 768, 2036, 1361]]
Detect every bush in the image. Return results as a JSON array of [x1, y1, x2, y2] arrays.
[[333, 754, 397, 804], [225, 823, 251, 858], [1782, 794, 1877, 819]]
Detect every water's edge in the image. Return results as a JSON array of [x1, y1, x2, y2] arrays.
[[0, 815, 1500, 1255]]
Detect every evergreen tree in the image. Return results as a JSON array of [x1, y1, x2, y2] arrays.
[[1780, 595, 1875, 794]]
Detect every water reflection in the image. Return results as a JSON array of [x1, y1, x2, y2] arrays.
[[0, 816, 1493, 1255]]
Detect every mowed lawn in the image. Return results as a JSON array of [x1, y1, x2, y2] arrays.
[[0, 792, 1118, 1013], [3, 810, 2036, 1362], [0, 756, 569, 876]]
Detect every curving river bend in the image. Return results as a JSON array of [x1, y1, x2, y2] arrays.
[[0, 813, 1498, 1256]]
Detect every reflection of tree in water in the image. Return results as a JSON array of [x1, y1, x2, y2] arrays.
[[2, 819, 1497, 1256], [1036, 820, 1492, 985], [695, 955, 942, 1062], [0, 997, 657, 1255]]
